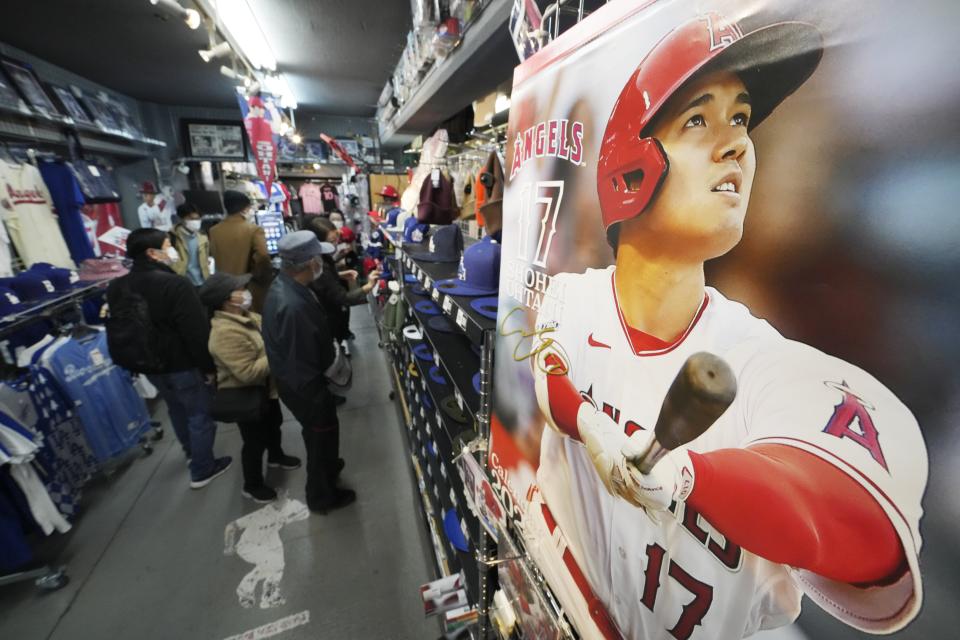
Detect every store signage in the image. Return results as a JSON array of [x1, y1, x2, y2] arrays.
[[237, 93, 278, 198]]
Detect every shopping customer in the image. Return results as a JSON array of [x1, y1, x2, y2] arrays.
[[172, 203, 210, 286], [200, 272, 301, 504], [209, 190, 273, 312], [307, 217, 379, 359], [106, 228, 231, 489], [261, 231, 353, 514]]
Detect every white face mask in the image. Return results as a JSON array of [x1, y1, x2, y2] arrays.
[[332, 220, 343, 229], [165, 247, 180, 264], [185, 219, 202, 233], [238, 290, 253, 310]]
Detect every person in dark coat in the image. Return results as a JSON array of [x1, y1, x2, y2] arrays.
[[260, 231, 354, 514], [306, 217, 380, 361], [106, 228, 232, 488]]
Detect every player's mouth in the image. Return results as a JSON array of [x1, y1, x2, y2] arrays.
[[710, 172, 742, 198]]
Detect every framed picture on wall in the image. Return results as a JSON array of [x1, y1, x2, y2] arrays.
[[47, 84, 93, 125], [1, 57, 60, 118], [73, 86, 121, 133], [0, 72, 30, 114], [182, 119, 247, 160]]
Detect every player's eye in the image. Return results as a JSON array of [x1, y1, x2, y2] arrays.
[[731, 112, 749, 127], [684, 114, 706, 128]]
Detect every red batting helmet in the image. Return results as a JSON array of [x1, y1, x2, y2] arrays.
[[597, 13, 823, 233], [379, 185, 399, 200]]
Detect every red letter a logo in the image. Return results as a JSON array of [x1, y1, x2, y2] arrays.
[[822, 382, 889, 471]]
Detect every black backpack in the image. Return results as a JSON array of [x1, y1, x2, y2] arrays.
[[105, 275, 167, 374]]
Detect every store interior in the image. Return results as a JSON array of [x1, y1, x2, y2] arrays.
[[0, 1, 956, 639]]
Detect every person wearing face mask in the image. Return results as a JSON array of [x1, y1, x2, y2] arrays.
[[261, 231, 354, 514], [172, 203, 210, 286], [106, 228, 231, 489], [200, 272, 301, 503], [209, 190, 273, 312]]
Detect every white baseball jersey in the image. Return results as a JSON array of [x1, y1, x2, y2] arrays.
[[530, 266, 926, 639]]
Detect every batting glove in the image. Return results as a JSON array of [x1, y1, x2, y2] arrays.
[[619, 430, 696, 512], [577, 404, 636, 498]]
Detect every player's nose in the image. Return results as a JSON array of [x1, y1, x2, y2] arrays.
[[713, 127, 749, 163]]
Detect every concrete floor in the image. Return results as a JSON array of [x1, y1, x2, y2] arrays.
[[0, 309, 440, 640]]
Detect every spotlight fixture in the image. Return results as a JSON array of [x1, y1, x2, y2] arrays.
[[291, 133, 303, 145], [219, 65, 240, 80], [149, 0, 201, 30], [199, 41, 231, 63]]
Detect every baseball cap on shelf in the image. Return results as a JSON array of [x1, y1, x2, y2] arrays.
[[199, 272, 252, 310], [29, 264, 79, 291], [414, 300, 441, 316], [470, 297, 498, 321], [440, 395, 470, 424], [412, 343, 434, 362], [278, 231, 333, 264], [9, 273, 58, 301], [443, 508, 470, 553], [403, 216, 430, 244], [139, 181, 158, 195], [427, 315, 456, 334], [428, 366, 447, 386], [379, 184, 400, 200], [410, 284, 428, 297], [417, 172, 458, 225], [403, 274, 419, 284], [472, 372, 481, 395], [435, 236, 501, 297], [0, 286, 23, 316], [390, 209, 414, 232], [408, 224, 463, 264], [386, 206, 404, 228]]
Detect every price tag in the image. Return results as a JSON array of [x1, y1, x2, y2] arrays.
[[421, 378, 427, 392], [88, 165, 101, 177], [434, 350, 441, 367], [395, 247, 401, 260], [421, 445, 427, 459], [455, 387, 464, 411], [442, 295, 454, 314], [440, 463, 447, 480], [450, 487, 457, 507], [455, 308, 467, 330], [420, 405, 426, 419], [424, 276, 432, 290], [437, 410, 444, 426], [426, 420, 432, 435], [426, 462, 432, 477], [434, 485, 440, 501], [432, 288, 441, 302]]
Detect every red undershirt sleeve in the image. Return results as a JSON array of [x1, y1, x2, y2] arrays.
[[686, 443, 905, 585]]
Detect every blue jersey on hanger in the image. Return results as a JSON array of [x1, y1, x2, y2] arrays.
[[39, 331, 149, 461], [38, 161, 96, 264]]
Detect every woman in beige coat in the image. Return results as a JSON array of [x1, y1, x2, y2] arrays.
[[199, 272, 300, 503]]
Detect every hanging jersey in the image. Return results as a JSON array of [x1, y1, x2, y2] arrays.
[[299, 183, 323, 214], [0, 160, 76, 269], [38, 331, 150, 462], [320, 184, 339, 212], [533, 266, 926, 639], [38, 160, 97, 264]]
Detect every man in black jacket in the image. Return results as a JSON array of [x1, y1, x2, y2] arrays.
[[261, 231, 354, 514], [106, 228, 232, 488]]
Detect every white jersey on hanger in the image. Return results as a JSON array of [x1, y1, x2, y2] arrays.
[[0, 160, 75, 269]]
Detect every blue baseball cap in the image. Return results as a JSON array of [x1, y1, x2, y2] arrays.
[[428, 366, 447, 386], [412, 343, 434, 362], [10, 273, 57, 301], [408, 224, 462, 263], [470, 297, 499, 321], [435, 236, 501, 297], [428, 315, 456, 334], [414, 300, 441, 316], [410, 284, 428, 296], [403, 216, 430, 244], [443, 508, 470, 553], [386, 206, 403, 228], [403, 273, 419, 284]]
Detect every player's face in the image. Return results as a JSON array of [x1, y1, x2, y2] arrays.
[[143, 194, 155, 206], [624, 70, 756, 261]]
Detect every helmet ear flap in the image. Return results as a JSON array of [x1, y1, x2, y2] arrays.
[[598, 137, 670, 229]]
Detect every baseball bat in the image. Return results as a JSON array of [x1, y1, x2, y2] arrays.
[[628, 352, 737, 474]]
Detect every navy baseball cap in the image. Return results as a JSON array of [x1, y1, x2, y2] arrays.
[[412, 343, 434, 362], [414, 300, 441, 316], [408, 224, 463, 263], [403, 216, 430, 244], [0, 286, 23, 316], [428, 315, 456, 334], [470, 297, 499, 321], [428, 366, 447, 386], [435, 236, 501, 297], [403, 273, 419, 284], [29, 265, 77, 292], [10, 273, 57, 301], [410, 284, 428, 296]]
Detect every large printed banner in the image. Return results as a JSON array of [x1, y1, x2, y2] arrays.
[[237, 92, 279, 197], [489, 0, 951, 638]]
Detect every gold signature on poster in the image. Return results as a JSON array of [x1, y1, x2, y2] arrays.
[[498, 306, 566, 375]]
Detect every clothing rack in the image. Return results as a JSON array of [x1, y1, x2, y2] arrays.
[[0, 281, 110, 340]]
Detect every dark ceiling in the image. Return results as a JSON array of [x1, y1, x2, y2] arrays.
[[0, 0, 411, 115]]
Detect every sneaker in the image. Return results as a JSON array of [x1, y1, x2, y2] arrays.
[[267, 454, 302, 470], [310, 488, 356, 514], [242, 485, 278, 503], [189, 456, 233, 489], [333, 393, 347, 407]]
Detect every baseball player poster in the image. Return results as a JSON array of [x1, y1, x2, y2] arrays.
[[487, 0, 957, 638]]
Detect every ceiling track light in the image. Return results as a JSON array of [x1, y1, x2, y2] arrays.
[[149, 0, 202, 30], [219, 65, 240, 80], [199, 40, 231, 62]]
